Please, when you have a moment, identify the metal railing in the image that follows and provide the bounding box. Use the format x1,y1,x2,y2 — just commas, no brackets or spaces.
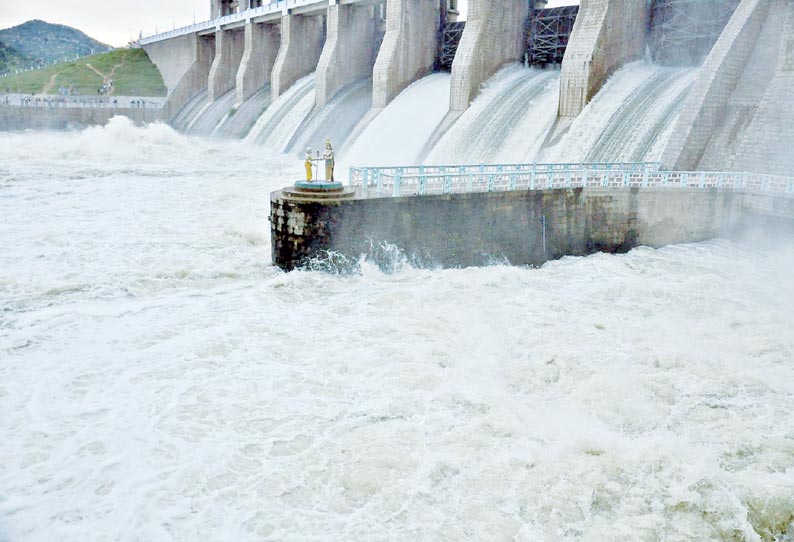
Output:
347,162,794,198
139,0,334,45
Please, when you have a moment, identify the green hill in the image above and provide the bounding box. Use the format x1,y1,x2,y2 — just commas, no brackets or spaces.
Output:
0,42,30,74
0,48,166,97
0,20,112,65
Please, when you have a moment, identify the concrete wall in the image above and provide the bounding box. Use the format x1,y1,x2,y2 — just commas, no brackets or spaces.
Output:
449,0,529,111
270,187,771,271
271,13,326,100
236,21,280,105
660,0,770,171
316,3,377,107
143,33,215,119
0,107,163,131
208,27,246,101
697,0,785,171
731,1,794,176
371,0,440,109
558,0,648,119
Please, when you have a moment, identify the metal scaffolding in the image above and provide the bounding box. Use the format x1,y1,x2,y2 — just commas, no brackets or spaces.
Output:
438,21,466,71
526,6,579,67
649,0,740,65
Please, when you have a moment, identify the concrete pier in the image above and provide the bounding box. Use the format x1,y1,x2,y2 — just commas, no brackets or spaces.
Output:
271,13,326,100
732,0,794,176
661,0,770,170
316,2,378,107
558,0,648,118
449,0,529,111
143,33,215,118
663,0,794,177
208,27,245,102
270,184,794,271
372,0,440,109
235,21,280,105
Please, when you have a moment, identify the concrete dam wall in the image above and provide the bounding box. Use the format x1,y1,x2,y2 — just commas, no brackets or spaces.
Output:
270,183,794,271
5,0,789,178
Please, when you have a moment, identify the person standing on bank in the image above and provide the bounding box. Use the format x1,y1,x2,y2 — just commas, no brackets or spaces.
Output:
323,139,335,182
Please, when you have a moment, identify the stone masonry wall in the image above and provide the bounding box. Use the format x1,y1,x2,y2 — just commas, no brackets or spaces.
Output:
0,107,163,131
236,21,280,105
449,0,529,111
660,0,769,171
271,13,326,100
558,0,648,119
371,0,440,109
208,27,246,102
316,3,377,107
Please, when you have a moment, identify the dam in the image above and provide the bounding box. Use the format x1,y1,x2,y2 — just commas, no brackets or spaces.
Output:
5,2,794,540
138,0,791,169
133,0,794,269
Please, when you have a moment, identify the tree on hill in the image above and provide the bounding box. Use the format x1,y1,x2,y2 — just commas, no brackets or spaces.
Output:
0,41,30,74
0,20,112,66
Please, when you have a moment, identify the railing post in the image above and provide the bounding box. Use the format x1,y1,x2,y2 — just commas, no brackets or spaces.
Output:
394,173,402,197
419,174,426,196
468,173,474,193
488,174,494,192
377,170,383,195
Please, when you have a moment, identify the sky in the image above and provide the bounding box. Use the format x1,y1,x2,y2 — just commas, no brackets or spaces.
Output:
0,0,579,48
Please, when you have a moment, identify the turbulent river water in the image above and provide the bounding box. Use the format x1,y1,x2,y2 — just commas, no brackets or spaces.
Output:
1,118,794,542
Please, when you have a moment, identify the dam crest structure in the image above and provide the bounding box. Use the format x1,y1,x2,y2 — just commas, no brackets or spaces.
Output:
137,0,794,269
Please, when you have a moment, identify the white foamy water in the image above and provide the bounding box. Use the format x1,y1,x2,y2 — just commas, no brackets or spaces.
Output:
426,65,559,165
246,75,316,151
2,118,794,542
340,73,451,171
545,62,697,163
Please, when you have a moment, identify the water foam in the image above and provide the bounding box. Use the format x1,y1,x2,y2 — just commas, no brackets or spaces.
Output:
1,123,793,542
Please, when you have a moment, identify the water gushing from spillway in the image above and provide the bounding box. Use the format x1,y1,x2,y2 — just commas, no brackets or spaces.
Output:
2,119,794,542
184,91,237,137
544,62,698,163
170,90,209,133
425,65,559,165
286,78,372,157
339,73,451,171
245,75,316,151
214,86,273,139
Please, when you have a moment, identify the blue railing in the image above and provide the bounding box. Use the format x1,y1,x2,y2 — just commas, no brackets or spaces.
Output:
347,162,794,198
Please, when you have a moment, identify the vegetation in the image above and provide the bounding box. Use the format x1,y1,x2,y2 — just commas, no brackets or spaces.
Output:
0,42,29,74
0,48,166,97
0,19,111,66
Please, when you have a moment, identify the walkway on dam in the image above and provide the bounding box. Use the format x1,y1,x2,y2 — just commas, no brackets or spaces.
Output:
347,162,794,198
140,0,348,45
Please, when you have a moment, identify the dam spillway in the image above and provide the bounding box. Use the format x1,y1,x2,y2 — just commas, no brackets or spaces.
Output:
133,0,794,182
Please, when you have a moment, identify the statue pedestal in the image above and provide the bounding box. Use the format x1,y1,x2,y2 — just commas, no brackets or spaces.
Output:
283,180,355,201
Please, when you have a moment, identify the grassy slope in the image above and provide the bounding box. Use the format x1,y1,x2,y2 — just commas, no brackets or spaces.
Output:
0,48,166,97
